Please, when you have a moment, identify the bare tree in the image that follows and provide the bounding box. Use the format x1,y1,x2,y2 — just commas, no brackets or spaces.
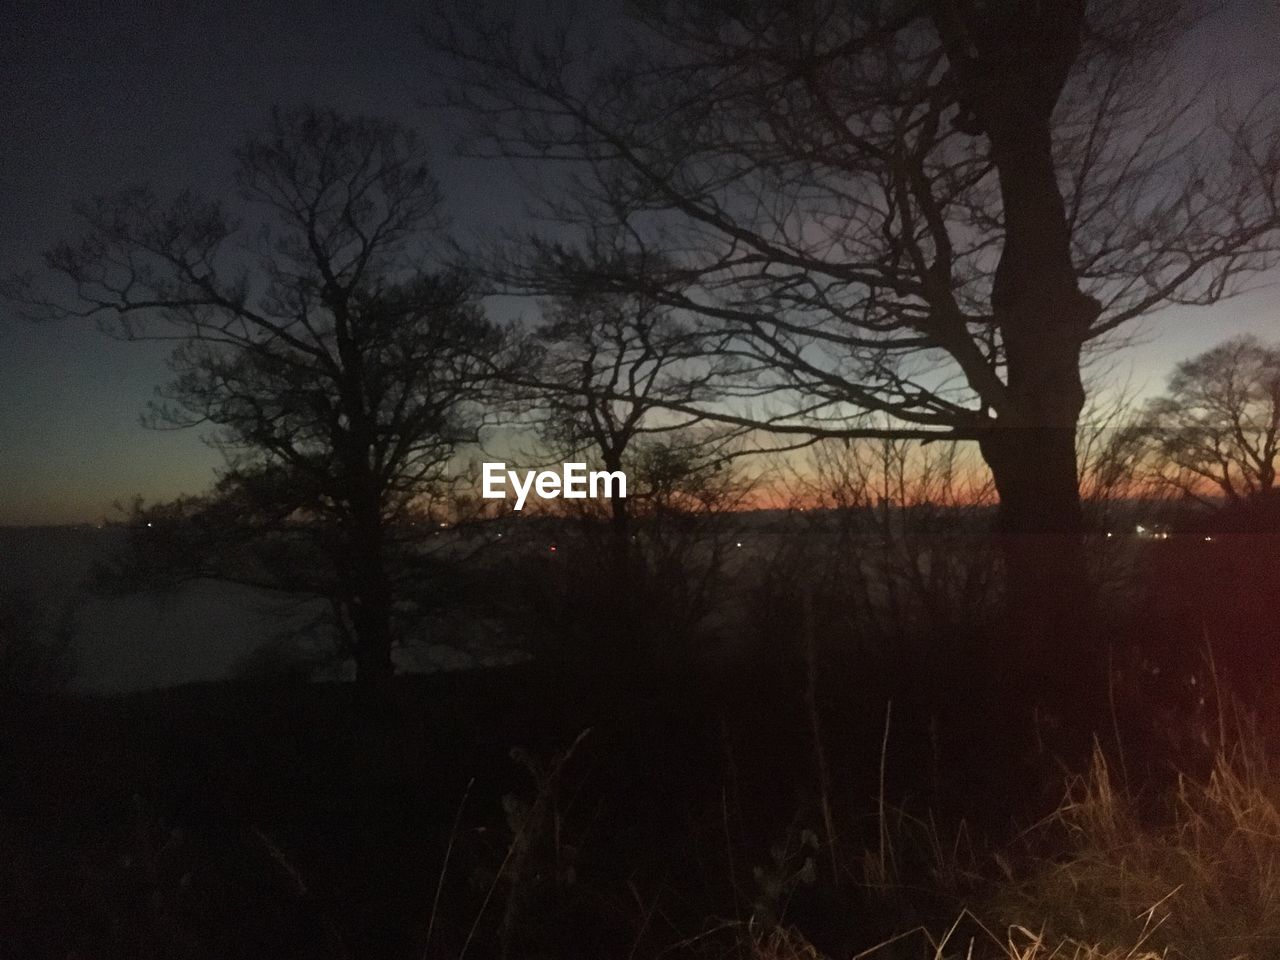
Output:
525,288,733,568
512,288,748,666
429,0,1280,723
20,107,502,692
1140,335,1280,507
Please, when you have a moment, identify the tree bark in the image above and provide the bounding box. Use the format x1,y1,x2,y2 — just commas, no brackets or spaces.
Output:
979,425,1100,708
933,1,1108,740
979,129,1106,740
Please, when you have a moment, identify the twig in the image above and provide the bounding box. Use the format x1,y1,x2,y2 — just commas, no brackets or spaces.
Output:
878,699,894,885
802,585,840,881
423,777,474,960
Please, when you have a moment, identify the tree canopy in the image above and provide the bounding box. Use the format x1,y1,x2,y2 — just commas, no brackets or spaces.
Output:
1142,335,1280,506
27,107,504,685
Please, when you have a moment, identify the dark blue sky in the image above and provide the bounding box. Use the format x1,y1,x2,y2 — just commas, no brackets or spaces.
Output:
0,0,526,524
1,0,1277,524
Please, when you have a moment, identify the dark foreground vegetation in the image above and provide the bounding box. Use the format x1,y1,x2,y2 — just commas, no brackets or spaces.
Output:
4,502,1278,960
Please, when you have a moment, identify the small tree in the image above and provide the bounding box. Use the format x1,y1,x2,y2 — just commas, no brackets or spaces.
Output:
1141,335,1280,507
512,289,746,667
23,107,502,691
525,289,730,573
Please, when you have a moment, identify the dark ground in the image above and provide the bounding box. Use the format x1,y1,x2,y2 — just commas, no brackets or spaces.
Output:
3,654,1059,960
2,528,1275,959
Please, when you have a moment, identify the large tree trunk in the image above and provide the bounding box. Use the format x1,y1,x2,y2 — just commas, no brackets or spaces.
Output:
981,127,1106,740
992,148,1106,724
934,0,1108,742
979,423,1101,719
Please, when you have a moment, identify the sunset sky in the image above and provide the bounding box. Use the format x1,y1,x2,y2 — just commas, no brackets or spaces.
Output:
2,0,1278,526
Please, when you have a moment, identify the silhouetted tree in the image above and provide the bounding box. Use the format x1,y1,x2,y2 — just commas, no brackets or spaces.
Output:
25,107,502,692
430,0,1280,726
620,432,751,661
526,289,729,570
511,288,745,666
1141,335,1280,508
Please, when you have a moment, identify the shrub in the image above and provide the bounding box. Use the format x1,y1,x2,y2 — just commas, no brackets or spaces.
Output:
0,588,74,711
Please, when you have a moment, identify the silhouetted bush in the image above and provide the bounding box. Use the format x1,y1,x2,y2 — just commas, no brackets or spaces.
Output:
0,588,74,711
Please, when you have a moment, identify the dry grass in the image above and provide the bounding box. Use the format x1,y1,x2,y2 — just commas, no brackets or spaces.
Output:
735,719,1280,960
992,727,1280,960
737,910,1169,960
